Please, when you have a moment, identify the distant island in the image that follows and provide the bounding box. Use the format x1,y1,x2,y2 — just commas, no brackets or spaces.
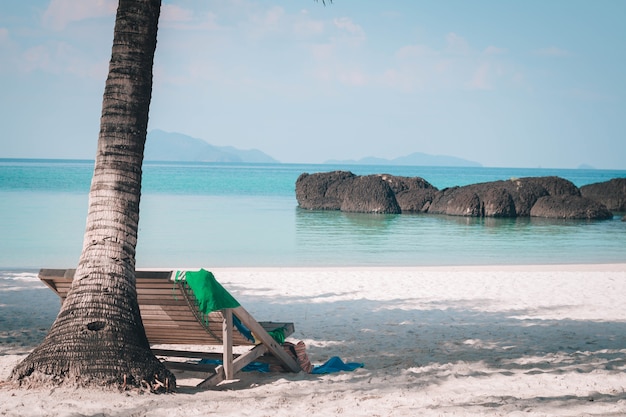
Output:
144,130,483,167
144,130,279,163
325,152,482,167
577,164,596,170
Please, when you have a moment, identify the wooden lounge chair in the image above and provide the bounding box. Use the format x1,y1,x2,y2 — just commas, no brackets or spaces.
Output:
38,268,300,388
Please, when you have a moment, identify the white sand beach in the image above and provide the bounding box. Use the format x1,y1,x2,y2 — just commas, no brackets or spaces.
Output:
1,264,626,416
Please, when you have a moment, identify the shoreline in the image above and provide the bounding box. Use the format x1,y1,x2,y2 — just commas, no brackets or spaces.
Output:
209,262,626,272
2,264,626,416
3,262,625,273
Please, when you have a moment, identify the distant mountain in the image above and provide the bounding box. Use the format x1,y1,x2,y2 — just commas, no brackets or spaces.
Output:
577,164,596,170
325,152,481,167
144,130,279,163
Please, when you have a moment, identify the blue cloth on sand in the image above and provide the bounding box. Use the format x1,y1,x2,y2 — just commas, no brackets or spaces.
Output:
199,356,363,374
311,356,364,374
199,358,271,373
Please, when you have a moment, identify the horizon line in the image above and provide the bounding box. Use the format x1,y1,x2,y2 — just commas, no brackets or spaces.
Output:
1,157,625,171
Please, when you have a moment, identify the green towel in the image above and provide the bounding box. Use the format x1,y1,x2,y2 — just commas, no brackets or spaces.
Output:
175,269,240,314
268,327,285,345
175,269,285,345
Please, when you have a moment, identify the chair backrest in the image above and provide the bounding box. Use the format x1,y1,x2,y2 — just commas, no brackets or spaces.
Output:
38,268,254,346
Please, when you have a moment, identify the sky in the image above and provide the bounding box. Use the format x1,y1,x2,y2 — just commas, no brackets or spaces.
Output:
0,0,625,169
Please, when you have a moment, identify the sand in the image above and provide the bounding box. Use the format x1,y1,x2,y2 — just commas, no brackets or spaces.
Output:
1,264,626,416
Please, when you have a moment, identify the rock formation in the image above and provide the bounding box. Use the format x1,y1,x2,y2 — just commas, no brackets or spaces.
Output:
296,172,404,214
529,195,612,220
295,171,618,220
580,178,626,211
295,171,356,211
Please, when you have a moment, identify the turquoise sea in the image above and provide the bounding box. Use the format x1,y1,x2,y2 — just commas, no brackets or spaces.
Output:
1,159,625,270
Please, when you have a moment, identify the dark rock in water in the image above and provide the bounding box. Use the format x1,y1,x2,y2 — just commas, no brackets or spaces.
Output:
426,176,582,218
428,177,580,217
580,178,626,211
428,180,520,217
530,195,613,219
487,176,578,216
378,174,437,213
295,171,614,220
377,174,436,194
340,175,401,214
501,178,550,216
523,176,580,197
296,171,426,214
482,186,517,217
428,186,483,217
295,171,356,210
396,188,438,212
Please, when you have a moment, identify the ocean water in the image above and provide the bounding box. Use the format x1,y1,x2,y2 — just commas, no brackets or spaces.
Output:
1,159,625,270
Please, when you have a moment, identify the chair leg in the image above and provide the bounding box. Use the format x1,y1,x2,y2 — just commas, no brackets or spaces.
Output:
233,306,300,373
196,344,269,388
223,308,234,380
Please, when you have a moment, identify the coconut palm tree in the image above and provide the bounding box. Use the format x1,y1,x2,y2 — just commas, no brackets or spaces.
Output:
11,0,174,390
11,0,332,391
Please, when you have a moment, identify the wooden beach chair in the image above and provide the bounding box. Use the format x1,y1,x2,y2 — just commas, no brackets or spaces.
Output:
38,268,300,388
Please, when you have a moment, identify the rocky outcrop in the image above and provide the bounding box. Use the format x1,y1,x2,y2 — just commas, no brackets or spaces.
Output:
295,171,616,220
295,172,402,213
378,174,437,213
510,176,580,215
340,175,401,213
425,176,580,218
428,183,517,217
395,188,438,213
428,186,482,217
378,174,436,194
580,178,626,211
295,171,356,211
530,195,613,220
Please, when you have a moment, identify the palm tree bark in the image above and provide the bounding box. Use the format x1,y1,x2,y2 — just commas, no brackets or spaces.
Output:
11,0,175,390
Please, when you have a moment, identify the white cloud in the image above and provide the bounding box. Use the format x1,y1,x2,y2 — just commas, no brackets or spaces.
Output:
468,63,492,90
43,0,117,31
20,40,107,79
396,44,437,60
534,46,570,57
384,34,515,93
263,6,284,27
311,43,334,61
304,16,369,87
312,66,332,83
445,32,470,55
21,44,52,72
0,27,16,72
293,18,325,37
483,45,507,56
159,5,219,31
243,6,287,40
434,59,453,74
295,8,325,37
333,17,365,42
0,27,8,43
161,4,194,23
200,12,220,30
338,69,367,86
248,6,285,31
382,68,423,92
308,43,369,87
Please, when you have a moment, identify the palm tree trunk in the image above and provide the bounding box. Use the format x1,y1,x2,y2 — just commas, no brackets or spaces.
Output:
11,0,174,390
